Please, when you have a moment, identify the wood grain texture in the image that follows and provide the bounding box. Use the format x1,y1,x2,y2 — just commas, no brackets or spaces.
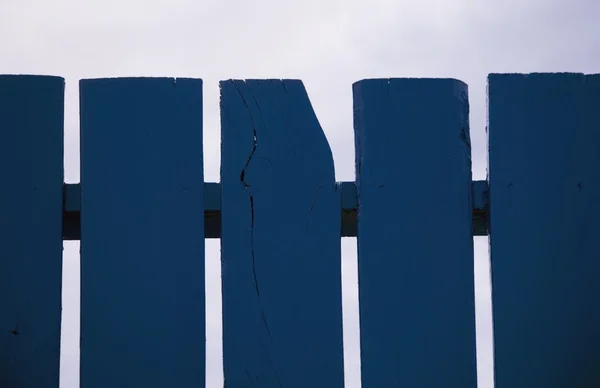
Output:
220,79,344,388
0,75,64,388
353,78,477,388
488,73,600,388
79,78,205,388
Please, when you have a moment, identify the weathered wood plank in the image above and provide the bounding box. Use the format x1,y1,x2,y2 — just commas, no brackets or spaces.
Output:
0,75,64,388
79,78,205,388
220,79,344,388
353,78,477,388
488,73,600,388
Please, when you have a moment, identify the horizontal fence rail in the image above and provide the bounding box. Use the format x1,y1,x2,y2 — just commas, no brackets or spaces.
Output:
63,180,489,239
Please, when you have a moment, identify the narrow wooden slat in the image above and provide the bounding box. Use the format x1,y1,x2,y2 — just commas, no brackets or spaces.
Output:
488,73,600,388
0,75,64,387
353,78,477,388
79,78,205,388
220,79,344,388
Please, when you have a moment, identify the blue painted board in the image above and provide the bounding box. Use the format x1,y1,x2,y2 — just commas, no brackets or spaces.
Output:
0,75,64,388
353,78,477,388
79,78,205,388
220,79,344,388
488,73,600,387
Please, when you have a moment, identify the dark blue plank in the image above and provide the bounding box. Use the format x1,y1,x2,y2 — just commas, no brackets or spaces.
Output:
220,79,344,388
79,78,205,388
353,78,477,388
0,75,64,388
488,73,600,388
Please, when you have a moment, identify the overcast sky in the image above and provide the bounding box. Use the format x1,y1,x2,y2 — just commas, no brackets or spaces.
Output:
2,0,598,387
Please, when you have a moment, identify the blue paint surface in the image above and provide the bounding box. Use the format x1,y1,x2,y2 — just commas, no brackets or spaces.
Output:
79,78,205,388
0,75,64,387
488,73,600,387
220,79,344,388
6,72,597,387
353,78,477,388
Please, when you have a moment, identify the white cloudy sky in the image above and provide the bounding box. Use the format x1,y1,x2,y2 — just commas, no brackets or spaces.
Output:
2,0,598,387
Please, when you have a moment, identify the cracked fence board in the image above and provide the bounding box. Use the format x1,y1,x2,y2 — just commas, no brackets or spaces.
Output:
0,76,64,388
220,80,344,388
80,78,205,388
488,73,600,388
353,79,477,388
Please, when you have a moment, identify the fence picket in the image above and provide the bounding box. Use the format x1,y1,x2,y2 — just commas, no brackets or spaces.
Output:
79,78,205,388
488,73,600,388
353,78,477,388
220,79,344,388
0,75,64,388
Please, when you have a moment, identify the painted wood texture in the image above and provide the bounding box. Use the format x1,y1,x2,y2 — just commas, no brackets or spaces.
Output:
353,79,477,388
79,78,205,388
488,73,600,387
220,79,344,388
0,75,64,388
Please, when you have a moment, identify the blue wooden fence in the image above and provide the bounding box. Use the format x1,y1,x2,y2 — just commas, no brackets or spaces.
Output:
0,73,598,387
